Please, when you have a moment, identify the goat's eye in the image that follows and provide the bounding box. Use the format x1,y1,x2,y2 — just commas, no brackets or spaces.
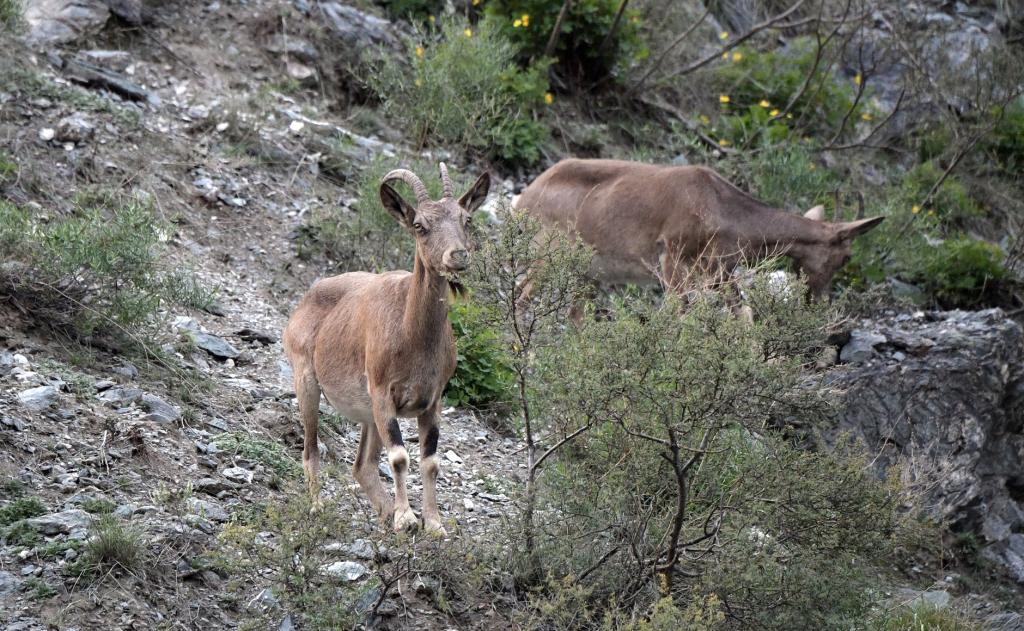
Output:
413,222,427,234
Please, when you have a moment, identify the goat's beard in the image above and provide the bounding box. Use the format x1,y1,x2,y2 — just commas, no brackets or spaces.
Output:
440,270,466,297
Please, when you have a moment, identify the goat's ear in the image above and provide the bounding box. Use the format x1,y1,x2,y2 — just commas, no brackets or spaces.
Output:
803,205,825,221
380,183,416,228
834,216,884,240
459,172,491,213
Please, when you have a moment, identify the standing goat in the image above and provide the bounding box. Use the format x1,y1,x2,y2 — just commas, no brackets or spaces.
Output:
516,159,883,299
283,164,490,533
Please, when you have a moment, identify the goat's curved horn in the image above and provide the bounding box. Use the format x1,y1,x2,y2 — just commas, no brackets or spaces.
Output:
382,169,430,204
439,162,454,199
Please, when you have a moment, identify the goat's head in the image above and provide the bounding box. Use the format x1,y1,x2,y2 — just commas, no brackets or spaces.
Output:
379,163,490,275
797,204,884,298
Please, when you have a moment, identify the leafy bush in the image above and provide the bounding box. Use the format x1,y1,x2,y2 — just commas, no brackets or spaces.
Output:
987,96,1024,174
870,603,982,631
210,433,301,478
0,194,212,336
0,0,22,31
483,0,645,83
82,515,145,573
445,298,515,409
376,0,441,22
916,236,1005,306
0,496,46,526
366,16,551,165
709,37,868,146
511,282,904,628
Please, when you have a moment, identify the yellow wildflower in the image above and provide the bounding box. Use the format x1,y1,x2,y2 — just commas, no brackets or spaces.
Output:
809,163,816,170
785,113,793,119
428,14,435,23
732,51,743,62
927,209,935,216
718,138,730,146
861,112,873,121
719,31,729,39
415,46,424,58
544,92,554,105
854,73,862,85
630,14,639,23
699,114,711,124
722,52,728,60
464,28,473,37
719,94,730,104
415,79,423,87
521,14,529,26
513,18,522,27
769,109,780,117
472,0,480,4
758,99,770,108
911,205,920,214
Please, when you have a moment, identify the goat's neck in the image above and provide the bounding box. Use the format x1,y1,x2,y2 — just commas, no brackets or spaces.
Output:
402,252,450,344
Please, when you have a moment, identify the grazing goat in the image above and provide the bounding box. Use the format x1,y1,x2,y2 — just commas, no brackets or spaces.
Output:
515,159,883,299
283,164,490,533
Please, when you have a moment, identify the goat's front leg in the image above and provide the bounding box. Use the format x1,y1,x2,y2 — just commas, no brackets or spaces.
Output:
417,408,445,536
372,396,418,533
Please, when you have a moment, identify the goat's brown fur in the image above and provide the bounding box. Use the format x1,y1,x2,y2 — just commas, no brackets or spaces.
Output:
516,158,883,298
283,164,490,533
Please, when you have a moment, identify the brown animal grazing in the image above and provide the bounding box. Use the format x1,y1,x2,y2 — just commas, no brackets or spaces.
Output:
515,158,883,299
283,163,490,533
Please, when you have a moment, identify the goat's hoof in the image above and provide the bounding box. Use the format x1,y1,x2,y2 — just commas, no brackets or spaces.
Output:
309,498,324,515
393,508,419,533
423,518,447,538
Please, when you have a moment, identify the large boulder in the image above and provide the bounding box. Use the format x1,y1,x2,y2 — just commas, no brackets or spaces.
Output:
825,309,1024,579
23,0,111,46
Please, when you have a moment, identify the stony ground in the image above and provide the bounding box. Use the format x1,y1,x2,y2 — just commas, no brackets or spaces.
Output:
0,1,525,629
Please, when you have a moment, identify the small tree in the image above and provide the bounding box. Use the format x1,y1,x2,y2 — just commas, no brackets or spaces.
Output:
463,203,592,570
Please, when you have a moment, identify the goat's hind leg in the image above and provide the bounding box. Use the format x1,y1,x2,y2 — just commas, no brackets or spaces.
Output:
351,420,394,522
294,364,324,513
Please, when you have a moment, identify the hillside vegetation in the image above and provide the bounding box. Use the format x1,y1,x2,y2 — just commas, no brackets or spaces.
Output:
0,0,1022,629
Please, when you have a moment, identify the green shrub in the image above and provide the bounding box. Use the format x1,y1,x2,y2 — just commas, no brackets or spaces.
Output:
870,603,982,631
515,284,904,629
0,149,16,184
210,433,301,478
709,37,868,146
81,498,117,514
0,496,46,526
81,515,145,573
483,0,645,83
367,16,551,165
987,96,1024,174
898,162,982,226
376,0,442,22
0,0,22,31
917,236,1005,306
0,194,212,336
445,299,515,409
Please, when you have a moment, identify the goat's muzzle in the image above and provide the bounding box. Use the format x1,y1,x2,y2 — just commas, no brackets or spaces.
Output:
444,248,470,272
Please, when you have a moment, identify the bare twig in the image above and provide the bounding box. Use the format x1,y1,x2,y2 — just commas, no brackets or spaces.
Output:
544,0,574,58
598,0,630,55
627,6,710,96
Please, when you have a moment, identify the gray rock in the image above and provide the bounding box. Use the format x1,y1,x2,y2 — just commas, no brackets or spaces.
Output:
25,509,91,535
98,387,143,405
55,113,96,143
264,34,319,62
315,3,396,47
322,560,368,581
76,50,132,72
279,614,295,631
18,385,58,411
174,317,241,359
222,466,253,484
102,0,143,24
670,153,689,166
1,416,27,431
141,393,181,423
24,0,111,45
248,586,279,612
839,330,886,363
347,538,376,560
378,461,393,481
825,310,1024,582
195,478,234,496
187,498,230,523
0,570,19,596
888,278,924,302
